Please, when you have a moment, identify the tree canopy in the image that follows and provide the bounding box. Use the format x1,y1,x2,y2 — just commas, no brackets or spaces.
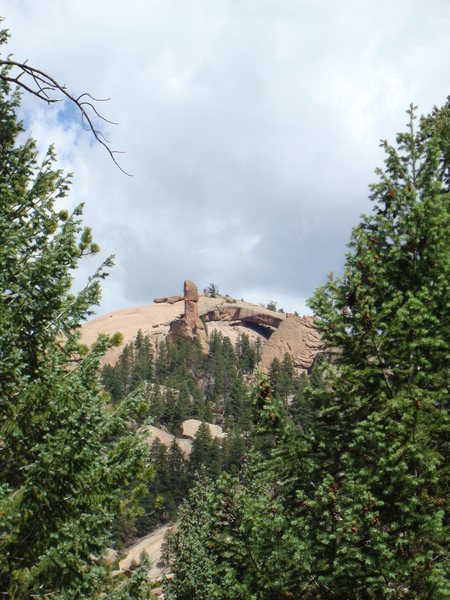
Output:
166,101,450,598
0,56,149,598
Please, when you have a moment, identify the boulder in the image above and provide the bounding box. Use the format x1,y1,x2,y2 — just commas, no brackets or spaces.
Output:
153,295,183,304
104,548,120,566
181,419,226,440
184,279,199,302
259,315,322,374
141,424,192,456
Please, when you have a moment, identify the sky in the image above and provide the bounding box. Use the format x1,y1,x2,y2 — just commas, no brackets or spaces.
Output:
4,1,450,316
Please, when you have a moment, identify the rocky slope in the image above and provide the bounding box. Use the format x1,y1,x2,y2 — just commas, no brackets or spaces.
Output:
112,523,173,581
80,281,322,374
140,420,226,457
258,314,322,374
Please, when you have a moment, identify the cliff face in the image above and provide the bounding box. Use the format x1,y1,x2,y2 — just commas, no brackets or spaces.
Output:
80,281,322,372
258,315,322,375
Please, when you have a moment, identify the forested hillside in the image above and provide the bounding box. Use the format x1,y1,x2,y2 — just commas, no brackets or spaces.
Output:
99,328,318,539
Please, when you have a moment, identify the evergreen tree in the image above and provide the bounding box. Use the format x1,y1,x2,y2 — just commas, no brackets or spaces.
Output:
162,387,177,430
130,329,154,390
278,352,295,404
189,422,222,479
101,331,154,405
172,383,191,433
268,356,282,397
101,363,123,403
222,430,246,475
303,102,449,596
148,383,164,424
191,386,206,420
168,439,189,504
254,336,263,363
149,439,170,494
166,374,293,599
101,342,134,402
155,339,169,383
203,402,215,424
224,372,246,428
235,332,256,373
203,282,220,297
166,101,450,598
164,474,220,600
308,352,328,389
290,371,310,429
0,69,149,597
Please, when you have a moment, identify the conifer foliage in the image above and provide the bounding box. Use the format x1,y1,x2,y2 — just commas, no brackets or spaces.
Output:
0,57,149,597
166,102,449,598
304,102,449,597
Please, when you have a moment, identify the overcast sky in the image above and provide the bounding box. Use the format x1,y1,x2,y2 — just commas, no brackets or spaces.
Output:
5,1,450,315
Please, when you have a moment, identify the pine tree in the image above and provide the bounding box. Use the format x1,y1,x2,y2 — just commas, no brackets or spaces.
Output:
254,336,263,363
235,333,256,373
0,67,149,597
303,102,449,596
278,352,295,405
191,386,206,420
290,371,310,429
101,362,123,403
166,374,294,599
268,356,282,397
164,474,220,600
148,383,164,424
222,430,246,475
224,372,246,426
155,339,169,383
204,282,220,297
204,402,215,424
102,330,154,404
130,329,154,390
168,439,189,504
189,422,222,479
172,383,191,433
166,101,450,598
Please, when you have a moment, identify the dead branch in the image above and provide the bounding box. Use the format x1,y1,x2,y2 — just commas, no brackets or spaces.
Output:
0,58,131,175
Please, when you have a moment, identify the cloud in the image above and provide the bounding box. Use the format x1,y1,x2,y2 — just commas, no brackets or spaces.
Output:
4,1,450,315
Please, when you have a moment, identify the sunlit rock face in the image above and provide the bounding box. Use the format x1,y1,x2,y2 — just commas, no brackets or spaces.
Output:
258,315,322,375
80,280,322,371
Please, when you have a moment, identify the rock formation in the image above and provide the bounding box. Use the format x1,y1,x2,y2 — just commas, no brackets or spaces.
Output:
184,280,204,334
141,424,192,456
202,303,284,333
169,280,207,346
153,294,183,304
104,548,120,566
258,315,322,374
80,282,321,371
181,419,226,440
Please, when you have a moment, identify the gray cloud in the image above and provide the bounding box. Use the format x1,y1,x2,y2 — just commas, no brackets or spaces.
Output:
5,0,450,314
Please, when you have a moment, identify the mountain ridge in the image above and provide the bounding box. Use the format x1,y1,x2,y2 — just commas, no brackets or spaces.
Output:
80,281,322,375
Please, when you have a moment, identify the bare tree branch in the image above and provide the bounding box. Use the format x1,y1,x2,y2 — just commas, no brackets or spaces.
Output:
0,58,131,175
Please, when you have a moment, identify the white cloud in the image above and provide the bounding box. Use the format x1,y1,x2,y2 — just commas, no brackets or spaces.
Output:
4,0,450,314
